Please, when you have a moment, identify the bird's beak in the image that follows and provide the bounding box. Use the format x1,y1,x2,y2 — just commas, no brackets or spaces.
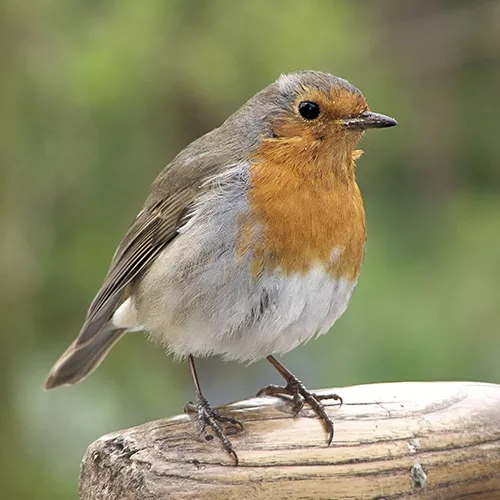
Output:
341,111,398,130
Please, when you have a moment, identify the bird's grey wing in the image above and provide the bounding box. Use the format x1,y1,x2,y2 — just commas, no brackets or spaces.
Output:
74,187,194,347
63,120,254,349
43,184,199,389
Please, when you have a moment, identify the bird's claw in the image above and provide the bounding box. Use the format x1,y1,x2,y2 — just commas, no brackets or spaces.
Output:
184,394,243,464
257,377,342,444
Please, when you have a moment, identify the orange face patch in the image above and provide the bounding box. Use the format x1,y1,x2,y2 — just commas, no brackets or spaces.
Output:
261,87,368,179
296,86,368,120
271,87,368,144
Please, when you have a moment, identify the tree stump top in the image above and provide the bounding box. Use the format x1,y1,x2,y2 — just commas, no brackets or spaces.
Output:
79,381,500,499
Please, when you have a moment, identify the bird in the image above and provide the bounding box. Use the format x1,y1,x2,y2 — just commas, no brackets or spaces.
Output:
45,70,397,464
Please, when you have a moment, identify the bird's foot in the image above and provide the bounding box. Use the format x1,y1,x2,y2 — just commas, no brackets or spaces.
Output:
184,394,243,464
257,378,342,444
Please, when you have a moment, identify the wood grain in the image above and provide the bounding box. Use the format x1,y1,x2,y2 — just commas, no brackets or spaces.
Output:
79,381,500,499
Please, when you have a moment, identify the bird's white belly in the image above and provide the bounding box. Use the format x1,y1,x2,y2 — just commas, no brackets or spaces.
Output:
203,267,357,362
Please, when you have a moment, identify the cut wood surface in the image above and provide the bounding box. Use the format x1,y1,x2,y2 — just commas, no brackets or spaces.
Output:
79,381,500,499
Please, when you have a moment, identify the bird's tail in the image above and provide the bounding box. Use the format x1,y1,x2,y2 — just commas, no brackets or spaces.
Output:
45,325,125,390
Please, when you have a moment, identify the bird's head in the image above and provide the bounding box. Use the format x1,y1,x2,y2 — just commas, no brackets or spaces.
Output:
249,71,397,179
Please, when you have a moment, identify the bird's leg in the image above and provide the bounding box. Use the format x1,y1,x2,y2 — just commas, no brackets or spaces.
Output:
184,355,243,464
257,355,342,444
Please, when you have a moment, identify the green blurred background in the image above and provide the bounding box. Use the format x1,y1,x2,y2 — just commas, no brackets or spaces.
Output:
1,0,500,498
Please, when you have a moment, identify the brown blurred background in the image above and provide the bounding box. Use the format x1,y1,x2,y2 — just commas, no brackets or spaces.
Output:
1,1,499,498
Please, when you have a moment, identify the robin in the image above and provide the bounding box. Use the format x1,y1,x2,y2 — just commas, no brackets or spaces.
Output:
45,70,397,464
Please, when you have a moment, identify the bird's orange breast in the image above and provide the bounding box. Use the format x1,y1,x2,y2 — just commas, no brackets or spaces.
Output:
240,137,366,280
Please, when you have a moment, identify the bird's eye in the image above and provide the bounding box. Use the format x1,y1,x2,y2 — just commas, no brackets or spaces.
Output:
298,101,320,120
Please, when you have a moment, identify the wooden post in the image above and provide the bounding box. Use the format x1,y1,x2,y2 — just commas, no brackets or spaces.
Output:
79,381,500,499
